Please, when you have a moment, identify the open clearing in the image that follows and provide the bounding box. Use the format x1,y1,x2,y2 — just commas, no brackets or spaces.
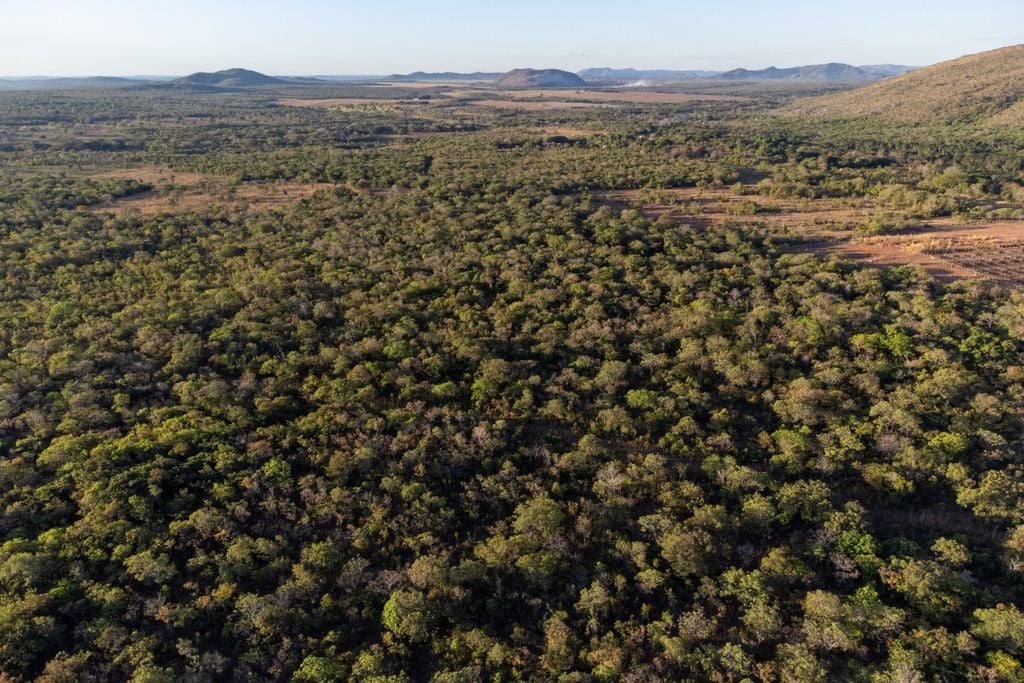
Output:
446,88,748,104
276,88,748,111
599,187,1024,285
276,97,432,107
278,96,617,111
458,99,617,110
818,222,1024,284
89,166,334,214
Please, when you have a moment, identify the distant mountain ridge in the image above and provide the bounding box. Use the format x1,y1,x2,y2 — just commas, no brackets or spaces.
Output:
578,68,720,81
584,63,917,84
0,61,920,92
719,63,875,82
789,44,1024,125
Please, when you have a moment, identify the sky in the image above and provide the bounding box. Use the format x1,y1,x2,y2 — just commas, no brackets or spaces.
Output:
2,0,1023,76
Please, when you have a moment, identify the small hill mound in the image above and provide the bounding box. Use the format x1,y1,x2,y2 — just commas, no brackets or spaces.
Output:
173,68,286,88
719,63,873,82
789,44,1024,125
496,69,588,89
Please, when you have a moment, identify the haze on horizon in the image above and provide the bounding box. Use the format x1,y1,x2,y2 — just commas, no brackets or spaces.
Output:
2,0,1023,77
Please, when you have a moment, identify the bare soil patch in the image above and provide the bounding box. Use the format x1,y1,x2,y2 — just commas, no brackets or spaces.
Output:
276,98,433,108
88,166,335,214
460,100,617,110
366,81,491,89
598,187,1024,284
597,188,867,230
818,222,1024,284
446,89,747,104
92,166,209,185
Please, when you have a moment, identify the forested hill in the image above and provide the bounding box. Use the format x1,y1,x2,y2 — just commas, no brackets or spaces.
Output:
173,68,287,87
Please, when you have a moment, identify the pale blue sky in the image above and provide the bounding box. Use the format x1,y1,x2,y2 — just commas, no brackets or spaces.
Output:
2,0,1022,76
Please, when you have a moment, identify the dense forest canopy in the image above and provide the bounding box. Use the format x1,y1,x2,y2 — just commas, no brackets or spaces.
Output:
1,84,1024,682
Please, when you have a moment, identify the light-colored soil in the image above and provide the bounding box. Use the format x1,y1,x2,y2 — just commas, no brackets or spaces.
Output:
537,126,596,137
821,222,1024,283
443,88,746,104
598,187,1024,284
597,188,869,230
366,81,490,89
459,100,618,110
93,166,210,185
491,89,747,104
276,98,432,107
278,89,746,111
88,166,335,214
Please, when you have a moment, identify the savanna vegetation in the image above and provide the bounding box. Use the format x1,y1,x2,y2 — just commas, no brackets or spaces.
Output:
1,81,1024,682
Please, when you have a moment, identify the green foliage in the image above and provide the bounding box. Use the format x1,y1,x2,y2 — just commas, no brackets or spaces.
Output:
381,589,433,642
973,605,1024,654
0,85,1022,681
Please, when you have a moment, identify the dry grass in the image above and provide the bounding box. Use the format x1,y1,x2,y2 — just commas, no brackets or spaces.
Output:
838,222,1024,283
88,166,334,214
92,166,209,185
276,98,431,108
366,81,492,89
277,88,744,111
789,43,1024,125
459,99,617,110
447,88,747,104
597,188,868,231
598,187,1024,284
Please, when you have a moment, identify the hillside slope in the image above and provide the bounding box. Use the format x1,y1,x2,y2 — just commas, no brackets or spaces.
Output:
789,44,1024,125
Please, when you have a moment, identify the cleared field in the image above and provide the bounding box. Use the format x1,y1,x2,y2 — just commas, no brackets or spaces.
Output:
598,187,1024,285
446,88,748,104
827,222,1024,283
921,238,1024,284
93,166,209,185
365,81,494,88
89,167,334,214
597,188,869,231
276,97,432,107
276,88,745,110
459,99,617,110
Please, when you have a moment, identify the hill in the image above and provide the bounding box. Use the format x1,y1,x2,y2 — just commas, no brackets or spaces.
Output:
789,44,1024,125
495,68,588,88
718,62,875,82
172,68,287,88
